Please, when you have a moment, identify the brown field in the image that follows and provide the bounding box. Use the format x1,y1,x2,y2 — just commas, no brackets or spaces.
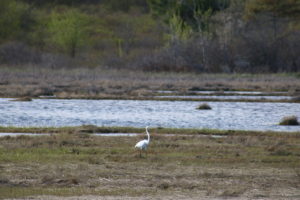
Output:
0,128,299,200
0,66,300,100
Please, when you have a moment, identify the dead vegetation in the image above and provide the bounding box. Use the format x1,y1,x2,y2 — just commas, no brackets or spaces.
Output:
197,103,212,110
0,131,299,199
0,66,299,100
279,116,299,126
10,97,32,101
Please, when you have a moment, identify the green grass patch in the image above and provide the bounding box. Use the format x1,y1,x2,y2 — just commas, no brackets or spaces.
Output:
0,186,152,199
0,126,299,137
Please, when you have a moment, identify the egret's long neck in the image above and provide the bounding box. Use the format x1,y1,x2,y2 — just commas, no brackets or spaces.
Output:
146,127,150,142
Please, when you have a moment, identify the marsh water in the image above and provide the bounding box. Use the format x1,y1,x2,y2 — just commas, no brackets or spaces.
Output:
0,133,50,137
156,95,292,100
158,90,289,95
0,98,299,132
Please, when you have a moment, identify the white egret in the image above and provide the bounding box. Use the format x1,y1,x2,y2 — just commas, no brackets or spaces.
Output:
135,126,150,157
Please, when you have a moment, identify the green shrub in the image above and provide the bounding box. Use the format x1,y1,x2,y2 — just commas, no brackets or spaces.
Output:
48,8,90,58
0,0,32,41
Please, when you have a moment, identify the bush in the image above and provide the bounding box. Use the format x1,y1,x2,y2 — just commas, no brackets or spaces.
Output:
48,8,89,58
0,0,32,41
197,103,212,110
0,42,41,65
0,42,75,68
135,41,204,72
292,96,300,102
279,116,299,126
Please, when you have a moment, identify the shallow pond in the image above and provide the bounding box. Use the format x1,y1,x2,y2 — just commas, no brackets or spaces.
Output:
0,133,50,137
193,91,288,95
156,95,292,100
0,98,299,132
158,90,289,95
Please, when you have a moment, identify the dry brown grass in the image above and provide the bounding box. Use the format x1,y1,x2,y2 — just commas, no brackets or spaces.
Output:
10,97,32,101
0,66,299,99
0,131,299,199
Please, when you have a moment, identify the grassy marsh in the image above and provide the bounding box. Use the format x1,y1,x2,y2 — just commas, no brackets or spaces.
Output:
0,66,300,102
1,125,299,137
0,128,299,199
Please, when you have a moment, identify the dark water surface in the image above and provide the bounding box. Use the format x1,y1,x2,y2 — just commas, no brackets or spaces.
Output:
0,98,299,132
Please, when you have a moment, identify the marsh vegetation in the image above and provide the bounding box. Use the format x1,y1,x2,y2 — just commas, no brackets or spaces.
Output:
0,130,299,199
279,116,300,126
197,103,212,110
0,66,300,101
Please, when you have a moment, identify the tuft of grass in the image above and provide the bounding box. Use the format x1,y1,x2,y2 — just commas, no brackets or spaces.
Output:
197,103,212,110
157,182,170,190
219,186,247,197
279,116,299,125
270,149,292,156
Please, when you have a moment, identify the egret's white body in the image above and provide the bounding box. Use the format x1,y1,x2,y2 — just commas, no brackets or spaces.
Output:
135,126,150,156
135,139,149,150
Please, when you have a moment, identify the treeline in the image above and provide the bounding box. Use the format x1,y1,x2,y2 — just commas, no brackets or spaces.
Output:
0,0,299,73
